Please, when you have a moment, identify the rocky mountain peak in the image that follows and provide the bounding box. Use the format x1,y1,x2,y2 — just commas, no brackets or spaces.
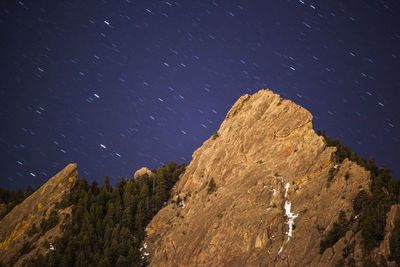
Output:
144,89,373,266
172,89,337,201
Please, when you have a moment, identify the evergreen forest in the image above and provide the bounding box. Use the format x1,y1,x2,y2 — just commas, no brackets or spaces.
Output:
28,161,185,267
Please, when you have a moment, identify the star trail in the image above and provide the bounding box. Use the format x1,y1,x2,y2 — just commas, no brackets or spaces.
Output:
1,0,399,189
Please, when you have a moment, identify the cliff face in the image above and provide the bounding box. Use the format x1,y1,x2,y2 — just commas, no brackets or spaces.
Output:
0,164,77,266
144,90,374,266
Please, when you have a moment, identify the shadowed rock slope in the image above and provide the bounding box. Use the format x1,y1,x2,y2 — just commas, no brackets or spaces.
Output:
0,164,77,266
144,90,397,266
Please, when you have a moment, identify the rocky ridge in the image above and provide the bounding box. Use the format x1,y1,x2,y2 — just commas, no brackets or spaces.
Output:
144,89,396,266
0,163,78,266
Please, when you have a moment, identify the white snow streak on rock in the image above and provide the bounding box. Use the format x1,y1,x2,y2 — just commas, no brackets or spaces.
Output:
278,244,284,254
284,201,298,239
283,183,298,240
284,183,290,197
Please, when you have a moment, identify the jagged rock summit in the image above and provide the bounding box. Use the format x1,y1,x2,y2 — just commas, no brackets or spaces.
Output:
144,89,373,266
0,163,78,266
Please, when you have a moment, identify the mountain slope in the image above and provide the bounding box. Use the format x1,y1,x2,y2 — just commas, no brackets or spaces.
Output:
1,161,186,267
144,89,398,266
0,164,77,266
1,89,398,266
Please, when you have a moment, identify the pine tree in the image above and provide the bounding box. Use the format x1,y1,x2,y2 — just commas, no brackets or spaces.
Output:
208,178,217,194
116,255,127,267
102,176,112,192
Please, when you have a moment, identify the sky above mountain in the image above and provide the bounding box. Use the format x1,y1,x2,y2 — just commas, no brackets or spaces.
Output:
1,0,399,189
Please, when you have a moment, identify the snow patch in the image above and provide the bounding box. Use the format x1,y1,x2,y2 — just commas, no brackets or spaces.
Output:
283,183,298,240
284,201,298,239
181,200,186,208
278,244,284,254
284,183,289,197
273,179,299,257
140,242,149,259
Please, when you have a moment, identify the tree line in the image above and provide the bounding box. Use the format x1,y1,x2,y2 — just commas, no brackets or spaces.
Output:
317,130,400,265
28,161,185,267
0,186,34,220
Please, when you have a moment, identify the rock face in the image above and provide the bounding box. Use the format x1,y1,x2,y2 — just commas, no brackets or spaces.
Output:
0,164,78,266
134,167,153,179
379,205,400,266
144,90,372,266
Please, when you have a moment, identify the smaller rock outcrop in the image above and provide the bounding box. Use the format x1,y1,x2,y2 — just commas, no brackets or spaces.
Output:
380,205,400,266
134,167,153,179
0,164,78,266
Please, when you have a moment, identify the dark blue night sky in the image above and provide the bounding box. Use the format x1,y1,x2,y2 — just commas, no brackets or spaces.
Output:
1,0,399,189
